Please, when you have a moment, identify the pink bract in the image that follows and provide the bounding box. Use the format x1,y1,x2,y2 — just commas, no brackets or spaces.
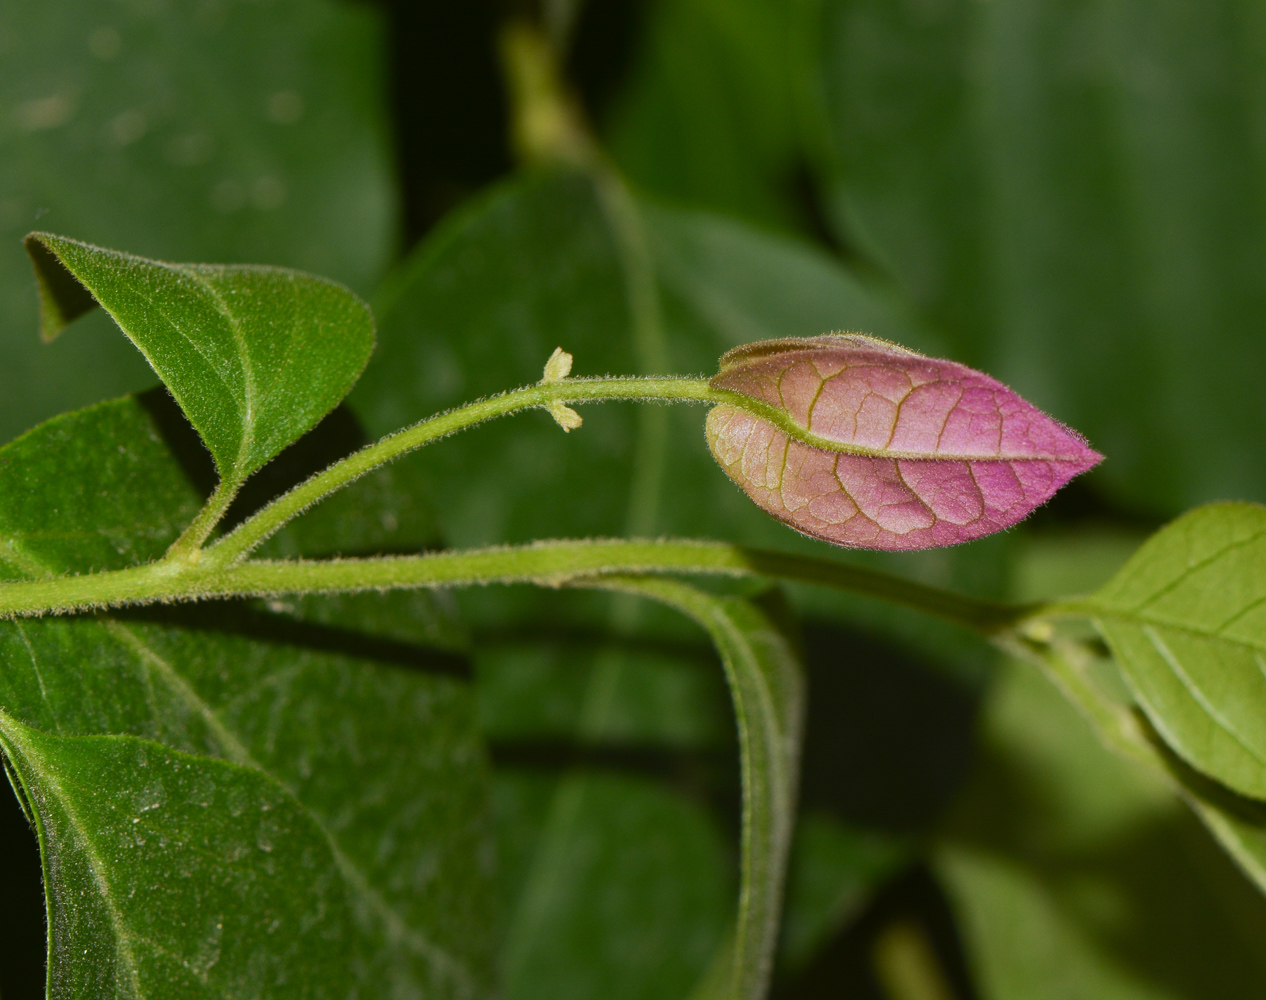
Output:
706,334,1102,551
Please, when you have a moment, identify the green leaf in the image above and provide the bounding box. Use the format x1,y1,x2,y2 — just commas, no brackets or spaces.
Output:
2,716,409,999
27,234,375,486
1157,747,1266,898
494,770,733,1000
0,0,395,442
1009,523,1266,893
1088,503,1266,801
0,395,495,997
605,0,821,233
816,0,1266,515
939,657,1266,999
0,392,200,579
588,577,805,1000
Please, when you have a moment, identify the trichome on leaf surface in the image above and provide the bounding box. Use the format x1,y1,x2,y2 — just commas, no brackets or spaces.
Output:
4,5,1266,1000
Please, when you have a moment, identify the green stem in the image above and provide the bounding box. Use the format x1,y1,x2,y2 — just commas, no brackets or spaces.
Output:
201,368,1025,570
0,537,1028,632
164,478,240,563
205,376,719,566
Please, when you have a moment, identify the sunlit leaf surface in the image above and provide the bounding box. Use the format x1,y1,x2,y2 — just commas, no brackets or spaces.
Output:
1091,503,1266,801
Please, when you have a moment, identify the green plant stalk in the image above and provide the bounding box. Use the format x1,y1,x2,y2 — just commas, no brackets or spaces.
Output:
164,477,242,562
585,575,802,1000
998,632,1155,769
205,376,716,565
0,537,1028,630
0,370,1048,637
1001,628,1266,887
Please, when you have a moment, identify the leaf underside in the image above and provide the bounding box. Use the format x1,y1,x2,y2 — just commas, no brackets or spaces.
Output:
1091,502,1266,802
707,339,1100,550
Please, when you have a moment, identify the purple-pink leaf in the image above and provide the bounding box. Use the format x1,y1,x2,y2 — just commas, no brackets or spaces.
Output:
706,334,1102,551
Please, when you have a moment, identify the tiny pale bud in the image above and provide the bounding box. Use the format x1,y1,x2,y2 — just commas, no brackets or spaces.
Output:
547,401,583,432
542,346,573,382
542,347,580,430
706,334,1102,551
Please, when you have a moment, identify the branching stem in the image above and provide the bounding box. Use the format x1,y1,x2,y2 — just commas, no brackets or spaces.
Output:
205,376,720,566
164,478,241,563
0,373,1074,641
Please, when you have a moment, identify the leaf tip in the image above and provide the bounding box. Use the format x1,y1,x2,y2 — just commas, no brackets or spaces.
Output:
24,232,98,342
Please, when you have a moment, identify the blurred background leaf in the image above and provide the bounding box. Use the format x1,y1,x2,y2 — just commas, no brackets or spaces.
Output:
0,0,396,442
813,0,1266,518
930,526,1266,999
604,0,815,233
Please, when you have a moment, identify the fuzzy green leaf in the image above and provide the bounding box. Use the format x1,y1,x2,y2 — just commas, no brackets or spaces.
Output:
1,716,409,999
26,234,375,485
0,0,395,443
0,395,494,998
1088,503,1266,801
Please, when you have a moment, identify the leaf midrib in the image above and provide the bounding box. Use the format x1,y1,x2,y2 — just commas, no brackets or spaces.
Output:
1139,624,1266,773
1104,524,1266,616
1093,603,1266,651
173,265,258,477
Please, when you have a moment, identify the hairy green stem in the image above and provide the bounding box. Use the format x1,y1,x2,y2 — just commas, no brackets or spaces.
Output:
164,478,241,562
998,632,1155,768
0,537,1028,632
205,376,718,566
